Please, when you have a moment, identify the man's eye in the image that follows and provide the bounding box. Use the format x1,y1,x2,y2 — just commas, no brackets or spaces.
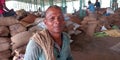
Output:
48,17,54,21
50,17,54,20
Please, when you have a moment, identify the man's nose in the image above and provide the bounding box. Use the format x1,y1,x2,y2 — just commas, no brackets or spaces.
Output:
54,18,60,24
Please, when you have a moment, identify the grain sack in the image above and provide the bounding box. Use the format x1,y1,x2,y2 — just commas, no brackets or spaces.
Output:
86,21,99,37
13,54,24,60
81,16,97,32
21,14,38,23
0,17,19,26
16,9,27,20
28,26,43,33
69,16,81,25
11,31,33,50
19,20,30,27
12,45,26,60
13,45,26,54
34,18,44,25
0,37,11,44
0,50,11,59
0,42,10,52
98,8,106,15
9,23,26,36
99,16,111,29
0,58,9,60
0,26,9,37
83,16,96,21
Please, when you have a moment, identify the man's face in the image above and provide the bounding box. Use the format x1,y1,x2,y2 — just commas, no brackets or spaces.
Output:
44,8,65,34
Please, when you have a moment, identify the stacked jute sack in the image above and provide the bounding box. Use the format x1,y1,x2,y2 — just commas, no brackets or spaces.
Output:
11,12,38,60
81,13,114,37
81,14,99,37
64,14,82,35
12,10,45,60
97,8,120,28
0,10,45,60
81,7,120,37
0,17,19,60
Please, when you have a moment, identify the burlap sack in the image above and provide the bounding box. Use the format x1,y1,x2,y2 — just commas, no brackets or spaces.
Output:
0,26,9,37
0,37,11,44
86,21,99,37
12,45,26,55
21,14,38,23
99,16,111,29
83,16,96,21
19,20,30,27
0,17,19,26
81,16,97,32
11,31,33,50
0,42,10,52
9,23,26,36
69,16,81,25
0,58,9,60
28,26,43,33
16,9,27,20
98,8,106,14
34,18,44,24
12,45,26,60
0,50,11,59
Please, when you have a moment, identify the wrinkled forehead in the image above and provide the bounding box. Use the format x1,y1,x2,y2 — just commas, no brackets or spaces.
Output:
45,8,63,17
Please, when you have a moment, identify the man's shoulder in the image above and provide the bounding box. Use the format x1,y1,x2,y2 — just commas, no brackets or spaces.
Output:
62,32,69,37
62,32,70,41
34,29,47,35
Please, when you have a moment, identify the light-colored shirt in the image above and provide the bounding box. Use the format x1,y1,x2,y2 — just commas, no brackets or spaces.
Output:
0,0,5,14
88,3,95,13
24,32,73,60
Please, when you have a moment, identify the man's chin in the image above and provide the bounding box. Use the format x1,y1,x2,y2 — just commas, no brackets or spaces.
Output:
53,30,62,33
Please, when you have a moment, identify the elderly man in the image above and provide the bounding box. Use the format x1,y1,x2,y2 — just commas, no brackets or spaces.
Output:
24,5,73,60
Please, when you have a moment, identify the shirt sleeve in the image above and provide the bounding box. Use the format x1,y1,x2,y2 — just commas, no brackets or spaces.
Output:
24,39,42,60
88,4,91,9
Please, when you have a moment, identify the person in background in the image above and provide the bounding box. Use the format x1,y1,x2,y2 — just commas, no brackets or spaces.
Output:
94,0,101,10
86,1,95,16
24,5,73,60
0,0,10,17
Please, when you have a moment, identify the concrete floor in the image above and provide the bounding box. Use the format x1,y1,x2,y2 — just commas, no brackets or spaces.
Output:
71,34,120,60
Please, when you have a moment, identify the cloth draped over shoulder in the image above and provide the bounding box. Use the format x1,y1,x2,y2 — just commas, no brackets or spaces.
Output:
31,30,56,60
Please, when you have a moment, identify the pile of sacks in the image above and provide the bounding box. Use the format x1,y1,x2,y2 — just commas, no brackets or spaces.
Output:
15,9,27,20
97,7,120,28
2,9,115,59
81,7,120,37
81,14,99,37
0,12,44,60
0,17,19,60
64,14,82,35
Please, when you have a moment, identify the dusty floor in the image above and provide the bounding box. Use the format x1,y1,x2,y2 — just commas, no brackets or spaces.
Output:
71,33,120,60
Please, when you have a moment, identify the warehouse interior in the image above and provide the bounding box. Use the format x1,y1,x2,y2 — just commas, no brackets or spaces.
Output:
0,0,120,60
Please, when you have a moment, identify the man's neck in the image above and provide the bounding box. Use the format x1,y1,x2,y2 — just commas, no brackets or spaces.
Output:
49,31,61,40
48,31,62,47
